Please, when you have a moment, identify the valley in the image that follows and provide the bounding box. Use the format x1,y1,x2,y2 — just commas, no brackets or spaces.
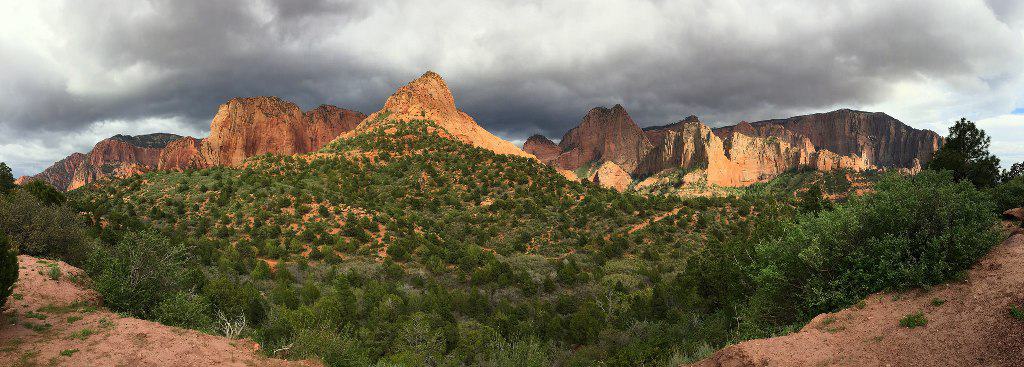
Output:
1,71,1021,366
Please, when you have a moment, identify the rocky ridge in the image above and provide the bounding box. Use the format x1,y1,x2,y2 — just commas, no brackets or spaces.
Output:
527,107,940,190
355,71,531,158
21,99,367,190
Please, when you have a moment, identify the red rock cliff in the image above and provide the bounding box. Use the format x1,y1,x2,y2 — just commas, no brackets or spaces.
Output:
555,105,654,174
717,109,942,168
26,98,366,190
357,71,531,158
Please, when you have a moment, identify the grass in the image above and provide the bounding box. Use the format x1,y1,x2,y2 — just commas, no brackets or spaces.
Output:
23,311,46,320
67,328,96,340
930,298,946,307
38,302,97,315
819,316,844,333
899,311,928,328
21,321,52,333
37,262,61,281
1010,305,1024,321
12,293,23,300
99,318,115,329
16,350,39,367
59,349,79,357
66,315,83,324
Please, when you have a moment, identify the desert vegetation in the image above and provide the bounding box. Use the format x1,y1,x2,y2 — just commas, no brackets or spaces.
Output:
0,117,1017,366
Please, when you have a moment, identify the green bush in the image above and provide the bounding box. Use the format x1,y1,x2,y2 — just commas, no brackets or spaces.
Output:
0,233,17,309
291,328,370,367
0,190,91,263
154,291,214,331
990,176,1024,213
745,171,999,328
898,311,928,328
87,230,193,317
21,180,66,206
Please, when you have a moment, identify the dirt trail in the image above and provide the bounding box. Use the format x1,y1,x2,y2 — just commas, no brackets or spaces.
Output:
691,226,1024,367
0,256,316,367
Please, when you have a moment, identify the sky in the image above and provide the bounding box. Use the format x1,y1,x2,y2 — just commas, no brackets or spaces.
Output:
1,0,1023,177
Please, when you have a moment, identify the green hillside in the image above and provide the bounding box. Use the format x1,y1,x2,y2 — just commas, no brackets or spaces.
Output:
57,116,999,366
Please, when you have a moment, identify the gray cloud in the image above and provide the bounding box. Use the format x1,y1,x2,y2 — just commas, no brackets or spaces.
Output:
2,0,1023,176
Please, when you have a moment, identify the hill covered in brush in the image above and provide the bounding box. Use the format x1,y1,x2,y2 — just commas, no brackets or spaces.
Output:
3,72,1003,367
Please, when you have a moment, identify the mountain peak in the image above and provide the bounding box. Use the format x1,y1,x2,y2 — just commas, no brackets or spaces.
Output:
360,71,530,158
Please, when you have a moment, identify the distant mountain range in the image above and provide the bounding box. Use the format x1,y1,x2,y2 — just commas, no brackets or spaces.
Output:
17,72,941,192
525,106,942,190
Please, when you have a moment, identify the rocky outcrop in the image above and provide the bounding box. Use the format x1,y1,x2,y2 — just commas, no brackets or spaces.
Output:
25,98,366,190
588,161,632,192
64,134,178,190
523,135,561,165
528,107,928,188
716,109,942,168
358,71,530,158
555,105,653,174
158,137,205,171
18,152,87,191
199,97,367,167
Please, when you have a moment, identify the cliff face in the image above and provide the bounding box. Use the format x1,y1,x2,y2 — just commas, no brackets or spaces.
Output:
197,97,366,167
522,135,561,165
588,161,632,192
359,71,530,158
555,105,653,174
527,107,931,188
65,134,180,191
19,152,87,191
26,98,366,190
718,109,942,168
158,136,205,171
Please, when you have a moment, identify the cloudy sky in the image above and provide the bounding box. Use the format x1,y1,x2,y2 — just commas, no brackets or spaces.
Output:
2,0,1023,176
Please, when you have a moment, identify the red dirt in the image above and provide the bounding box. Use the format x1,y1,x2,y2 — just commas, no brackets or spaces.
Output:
690,226,1024,367
0,256,317,367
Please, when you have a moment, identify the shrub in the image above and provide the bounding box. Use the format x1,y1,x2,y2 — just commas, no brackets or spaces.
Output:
0,190,91,263
87,230,193,317
154,291,214,331
744,171,999,328
899,311,928,328
0,234,16,309
990,176,1024,213
291,328,370,367
21,180,66,206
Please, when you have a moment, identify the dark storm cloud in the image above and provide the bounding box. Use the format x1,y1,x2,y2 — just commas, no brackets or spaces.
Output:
2,0,1023,176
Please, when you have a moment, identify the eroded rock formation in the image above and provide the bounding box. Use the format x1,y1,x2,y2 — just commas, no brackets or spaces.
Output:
715,109,942,168
358,71,530,158
588,161,632,192
555,105,653,174
24,98,366,190
526,107,938,188
523,135,561,165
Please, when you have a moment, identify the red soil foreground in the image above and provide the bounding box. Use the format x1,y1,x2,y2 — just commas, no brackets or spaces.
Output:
691,225,1024,367
0,256,317,367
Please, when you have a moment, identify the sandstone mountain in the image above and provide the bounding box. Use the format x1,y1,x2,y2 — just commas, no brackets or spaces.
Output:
17,134,180,191
522,134,561,164
22,99,366,190
527,107,940,189
22,71,528,191
356,71,531,158
15,152,86,191
714,109,941,169
554,105,653,174
66,134,181,190
197,97,366,167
